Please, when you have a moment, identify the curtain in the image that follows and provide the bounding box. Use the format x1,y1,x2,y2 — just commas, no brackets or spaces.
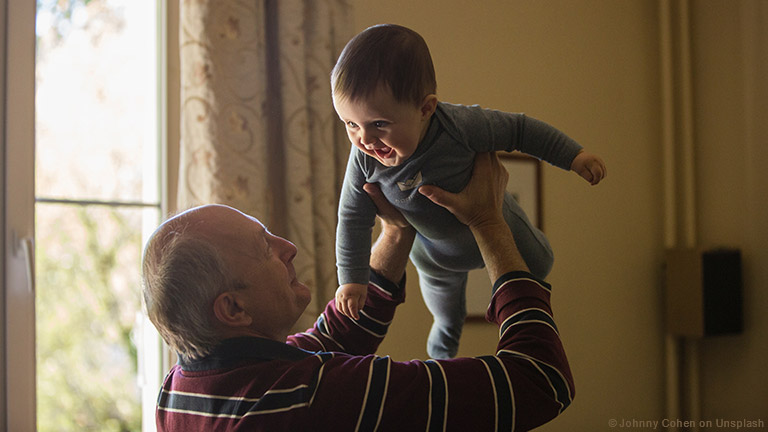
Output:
178,0,353,329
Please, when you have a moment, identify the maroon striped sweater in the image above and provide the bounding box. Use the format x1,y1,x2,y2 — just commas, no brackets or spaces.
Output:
156,270,574,431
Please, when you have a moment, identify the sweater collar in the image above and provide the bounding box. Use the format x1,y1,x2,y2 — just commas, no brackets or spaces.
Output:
180,336,312,372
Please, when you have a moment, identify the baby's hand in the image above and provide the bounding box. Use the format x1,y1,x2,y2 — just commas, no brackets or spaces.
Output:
335,283,368,320
571,151,607,185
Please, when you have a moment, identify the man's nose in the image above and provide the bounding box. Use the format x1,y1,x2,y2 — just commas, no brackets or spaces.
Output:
276,236,298,262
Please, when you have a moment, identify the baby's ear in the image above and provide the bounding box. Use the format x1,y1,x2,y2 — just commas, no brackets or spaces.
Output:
420,94,438,118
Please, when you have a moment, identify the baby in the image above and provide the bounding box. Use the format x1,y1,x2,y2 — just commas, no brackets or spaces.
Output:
332,24,605,359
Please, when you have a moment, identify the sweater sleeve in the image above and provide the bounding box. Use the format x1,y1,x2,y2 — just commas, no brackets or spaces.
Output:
335,149,378,286
302,271,575,432
440,102,583,170
286,270,406,355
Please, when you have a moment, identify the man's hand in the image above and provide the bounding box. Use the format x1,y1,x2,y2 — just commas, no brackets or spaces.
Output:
570,151,606,186
363,183,412,230
418,152,508,229
418,152,529,281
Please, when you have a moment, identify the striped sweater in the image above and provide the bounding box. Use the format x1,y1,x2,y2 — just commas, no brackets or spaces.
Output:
156,270,574,431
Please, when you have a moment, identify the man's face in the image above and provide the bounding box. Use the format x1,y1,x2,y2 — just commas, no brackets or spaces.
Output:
333,86,435,167
201,205,312,339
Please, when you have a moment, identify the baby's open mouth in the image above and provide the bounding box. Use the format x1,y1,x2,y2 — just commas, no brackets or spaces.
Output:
373,145,395,159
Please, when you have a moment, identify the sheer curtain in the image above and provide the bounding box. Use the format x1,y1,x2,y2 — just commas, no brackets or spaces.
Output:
178,0,353,328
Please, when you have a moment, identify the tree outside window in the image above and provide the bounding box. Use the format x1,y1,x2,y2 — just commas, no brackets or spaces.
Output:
35,1,161,430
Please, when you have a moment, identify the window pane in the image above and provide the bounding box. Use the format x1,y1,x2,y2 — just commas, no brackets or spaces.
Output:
34,1,162,431
35,0,158,203
35,203,150,431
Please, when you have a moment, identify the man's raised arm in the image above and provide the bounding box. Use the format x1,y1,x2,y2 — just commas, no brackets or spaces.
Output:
287,183,415,355
289,153,573,431
365,182,416,283
417,152,575,430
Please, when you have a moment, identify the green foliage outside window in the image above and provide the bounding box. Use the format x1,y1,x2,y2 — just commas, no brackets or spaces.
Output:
36,206,142,431
35,0,156,430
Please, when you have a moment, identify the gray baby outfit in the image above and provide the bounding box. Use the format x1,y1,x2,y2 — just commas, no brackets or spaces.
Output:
336,102,582,358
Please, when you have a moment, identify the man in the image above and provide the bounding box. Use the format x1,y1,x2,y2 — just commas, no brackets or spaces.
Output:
142,153,574,431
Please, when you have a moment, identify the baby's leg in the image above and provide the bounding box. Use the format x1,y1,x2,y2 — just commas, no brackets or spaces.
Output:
503,194,554,278
411,236,469,359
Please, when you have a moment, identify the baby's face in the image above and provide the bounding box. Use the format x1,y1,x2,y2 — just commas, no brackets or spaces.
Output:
333,86,434,167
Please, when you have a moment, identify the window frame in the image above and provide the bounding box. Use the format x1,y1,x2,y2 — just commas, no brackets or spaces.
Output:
3,0,173,430
3,0,37,429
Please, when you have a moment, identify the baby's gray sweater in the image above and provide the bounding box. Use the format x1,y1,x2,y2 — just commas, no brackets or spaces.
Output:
336,102,583,285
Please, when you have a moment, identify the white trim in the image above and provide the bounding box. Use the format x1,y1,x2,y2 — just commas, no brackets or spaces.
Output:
4,0,37,430
140,2,169,431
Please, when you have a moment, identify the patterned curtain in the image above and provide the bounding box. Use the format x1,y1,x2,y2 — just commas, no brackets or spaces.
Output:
178,0,353,329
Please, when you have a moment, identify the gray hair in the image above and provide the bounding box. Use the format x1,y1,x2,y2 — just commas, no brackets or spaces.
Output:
141,221,244,362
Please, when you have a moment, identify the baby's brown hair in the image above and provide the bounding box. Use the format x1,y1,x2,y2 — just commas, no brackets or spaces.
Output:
331,24,436,105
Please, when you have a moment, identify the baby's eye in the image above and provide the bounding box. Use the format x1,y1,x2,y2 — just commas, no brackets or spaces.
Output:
373,121,388,128
346,121,358,128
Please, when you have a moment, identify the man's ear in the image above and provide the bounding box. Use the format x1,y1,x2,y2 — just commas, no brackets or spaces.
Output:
213,292,253,327
420,94,438,119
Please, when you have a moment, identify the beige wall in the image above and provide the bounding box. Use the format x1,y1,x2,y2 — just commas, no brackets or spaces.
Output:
352,0,767,429
691,0,768,421
166,0,766,426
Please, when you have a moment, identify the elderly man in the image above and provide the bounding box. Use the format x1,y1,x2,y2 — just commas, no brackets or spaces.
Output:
142,153,574,431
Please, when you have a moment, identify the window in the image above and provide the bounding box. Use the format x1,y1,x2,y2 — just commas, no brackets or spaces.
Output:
34,0,165,430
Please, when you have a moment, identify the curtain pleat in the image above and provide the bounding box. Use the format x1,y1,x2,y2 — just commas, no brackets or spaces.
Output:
179,0,353,329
